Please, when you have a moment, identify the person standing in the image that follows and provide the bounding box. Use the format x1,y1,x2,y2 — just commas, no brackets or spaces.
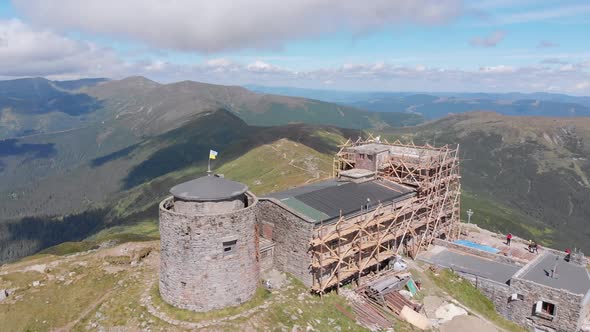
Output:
506,233,512,246
532,241,539,254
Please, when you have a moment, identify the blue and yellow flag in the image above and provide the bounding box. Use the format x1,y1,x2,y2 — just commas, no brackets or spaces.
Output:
209,150,218,160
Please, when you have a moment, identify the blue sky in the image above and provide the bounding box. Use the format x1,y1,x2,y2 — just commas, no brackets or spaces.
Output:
1,0,589,94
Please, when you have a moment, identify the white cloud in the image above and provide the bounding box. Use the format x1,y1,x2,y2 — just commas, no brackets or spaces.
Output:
470,30,506,47
206,58,234,68
494,4,590,25
0,19,123,77
537,40,558,48
14,0,463,53
479,65,514,73
541,58,567,65
246,60,284,73
559,64,575,72
0,20,588,95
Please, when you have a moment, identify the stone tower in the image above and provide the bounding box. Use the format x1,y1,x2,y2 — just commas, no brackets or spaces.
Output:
159,174,259,312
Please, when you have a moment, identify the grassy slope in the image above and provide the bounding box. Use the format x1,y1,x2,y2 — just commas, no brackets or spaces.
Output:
217,138,333,194
35,133,338,256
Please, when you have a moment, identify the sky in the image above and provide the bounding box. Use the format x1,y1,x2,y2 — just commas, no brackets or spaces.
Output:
0,0,589,95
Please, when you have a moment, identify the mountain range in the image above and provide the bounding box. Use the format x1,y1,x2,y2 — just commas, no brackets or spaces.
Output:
248,85,590,120
1,77,589,263
0,77,421,139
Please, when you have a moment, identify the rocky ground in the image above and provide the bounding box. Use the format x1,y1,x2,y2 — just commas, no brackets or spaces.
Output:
0,241,361,331
0,239,517,332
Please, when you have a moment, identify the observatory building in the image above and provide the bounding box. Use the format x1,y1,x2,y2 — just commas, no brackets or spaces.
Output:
158,175,259,312
158,137,461,311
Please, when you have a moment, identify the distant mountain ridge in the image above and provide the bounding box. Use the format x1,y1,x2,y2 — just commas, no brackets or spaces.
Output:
0,76,420,139
247,85,590,119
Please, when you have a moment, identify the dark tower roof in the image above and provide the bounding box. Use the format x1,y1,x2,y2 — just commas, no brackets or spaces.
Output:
170,175,248,201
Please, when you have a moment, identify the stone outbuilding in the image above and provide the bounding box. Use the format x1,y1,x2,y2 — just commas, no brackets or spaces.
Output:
159,175,259,312
421,240,590,332
507,252,590,332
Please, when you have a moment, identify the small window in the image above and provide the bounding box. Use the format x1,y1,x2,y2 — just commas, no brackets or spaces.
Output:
535,301,556,319
367,154,374,161
359,154,365,160
223,240,237,255
510,293,524,302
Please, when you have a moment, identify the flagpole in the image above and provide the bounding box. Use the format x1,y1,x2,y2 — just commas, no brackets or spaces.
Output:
207,156,211,175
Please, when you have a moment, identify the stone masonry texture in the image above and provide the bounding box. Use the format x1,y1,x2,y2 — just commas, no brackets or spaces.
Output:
159,194,260,312
256,199,315,287
507,277,584,332
466,269,587,331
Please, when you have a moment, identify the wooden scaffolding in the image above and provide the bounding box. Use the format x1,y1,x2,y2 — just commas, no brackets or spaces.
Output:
311,136,461,293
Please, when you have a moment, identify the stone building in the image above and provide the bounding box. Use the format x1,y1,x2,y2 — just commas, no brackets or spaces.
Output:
257,139,461,293
423,240,590,332
158,139,461,310
506,253,590,332
159,175,259,312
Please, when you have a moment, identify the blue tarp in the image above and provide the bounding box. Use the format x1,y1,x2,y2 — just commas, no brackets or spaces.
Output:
454,239,500,254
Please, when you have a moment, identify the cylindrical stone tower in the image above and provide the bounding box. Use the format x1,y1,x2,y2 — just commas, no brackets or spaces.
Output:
159,174,259,312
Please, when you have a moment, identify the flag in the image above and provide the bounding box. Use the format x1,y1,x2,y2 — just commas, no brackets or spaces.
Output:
209,149,218,160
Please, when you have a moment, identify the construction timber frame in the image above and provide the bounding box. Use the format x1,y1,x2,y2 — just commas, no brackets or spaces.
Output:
311,135,461,293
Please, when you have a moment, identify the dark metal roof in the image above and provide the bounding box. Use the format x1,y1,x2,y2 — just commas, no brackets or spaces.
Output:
520,253,590,295
267,179,341,200
295,180,414,221
170,175,248,201
266,179,415,222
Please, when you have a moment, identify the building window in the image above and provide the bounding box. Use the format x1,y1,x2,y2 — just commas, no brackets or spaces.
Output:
367,154,374,161
223,240,237,255
510,293,524,301
534,301,556,319
359,154,365,160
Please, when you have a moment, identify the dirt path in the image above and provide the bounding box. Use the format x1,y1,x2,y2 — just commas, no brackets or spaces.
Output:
52,287,115,332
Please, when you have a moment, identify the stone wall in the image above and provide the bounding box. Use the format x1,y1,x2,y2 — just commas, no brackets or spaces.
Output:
580,291,590,329
433,238,526,266
159,193,260,312
260,246,274,272
459,273,511,317
354,153,377,171
256,199,315,287
172,196,246,215
507,277,585,332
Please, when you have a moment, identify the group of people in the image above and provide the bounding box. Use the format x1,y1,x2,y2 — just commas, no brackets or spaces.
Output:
527,239,539,253
506,233,577,263
505,233,539,253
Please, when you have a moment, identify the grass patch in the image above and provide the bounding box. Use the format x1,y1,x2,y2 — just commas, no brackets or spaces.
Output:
461,191,554,247
261,276,365,331
430,269,526,332
88,220,160,243
39,241,100,256
217,138,333,195
0,263,119,332
0,271,44,289
35,221,159,258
